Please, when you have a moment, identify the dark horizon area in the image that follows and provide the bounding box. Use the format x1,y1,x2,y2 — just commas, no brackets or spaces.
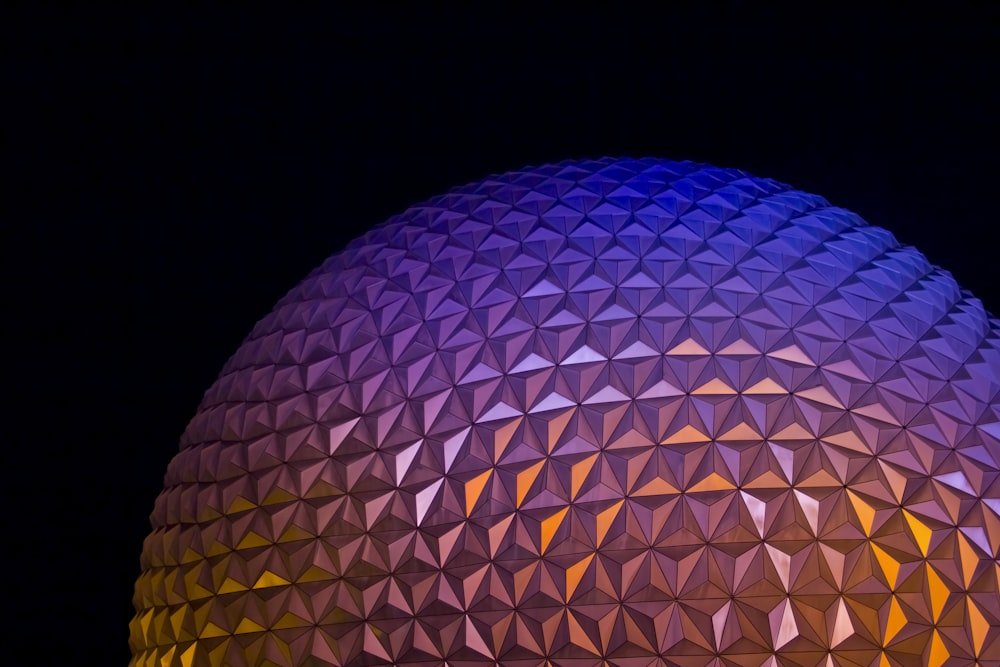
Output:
8,5,999,665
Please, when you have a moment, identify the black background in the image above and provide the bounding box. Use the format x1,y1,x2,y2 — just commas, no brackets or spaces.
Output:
8,5,998,665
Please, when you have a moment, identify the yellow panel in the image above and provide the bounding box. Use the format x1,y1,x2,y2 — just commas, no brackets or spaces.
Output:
903,510,932,556
847,490,875,536
596,500,624,546
797,468,842,488
878,461,908,503
465,469,492,516
928,628,949,667
253,570,291,589
541,507,569,554
571,453,599,500
273,612,311,630
168,606,189,641
152,607,170,643
871,543,900,589
227,495,256,514
302,479,341,500
128,614,145,647
692,378,736,395
179,643,197,667
277,523,314,543
926,564,948,622
957,532,979,589
261,486,298,505
743,378,786,394
968,597,989,657
199,622,229,639
716,421,761,441
517,459,546,508
883,595,906,644
565,553,595,602
207,638,229,667
237,531,271,550
662,424,710,445
163,568,183,606
138,608,154,642
191,598,212,635
688,472,736,493
743,470,790,489
633,477,680,497
235,617,266,634
180,546,203,564
218,577,249,595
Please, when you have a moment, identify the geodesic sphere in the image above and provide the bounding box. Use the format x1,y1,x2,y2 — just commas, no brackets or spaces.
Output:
131,158,1000,667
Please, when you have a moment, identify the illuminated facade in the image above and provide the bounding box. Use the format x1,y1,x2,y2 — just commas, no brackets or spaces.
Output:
131,158,1000,666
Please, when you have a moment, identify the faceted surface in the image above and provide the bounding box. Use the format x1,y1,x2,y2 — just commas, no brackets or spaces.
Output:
131,158,1000,667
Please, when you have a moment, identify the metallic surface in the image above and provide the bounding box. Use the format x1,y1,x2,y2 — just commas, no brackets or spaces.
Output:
131,158,1000,666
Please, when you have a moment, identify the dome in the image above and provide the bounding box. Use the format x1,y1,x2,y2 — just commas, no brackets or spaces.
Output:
131,158,1000,666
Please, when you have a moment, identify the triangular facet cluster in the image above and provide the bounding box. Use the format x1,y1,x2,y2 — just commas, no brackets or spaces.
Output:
132,158,1000,666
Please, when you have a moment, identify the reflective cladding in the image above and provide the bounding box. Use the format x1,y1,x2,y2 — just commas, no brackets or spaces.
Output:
132,158,1000,667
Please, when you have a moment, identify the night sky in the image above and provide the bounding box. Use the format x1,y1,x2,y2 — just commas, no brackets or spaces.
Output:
9,5,999,665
